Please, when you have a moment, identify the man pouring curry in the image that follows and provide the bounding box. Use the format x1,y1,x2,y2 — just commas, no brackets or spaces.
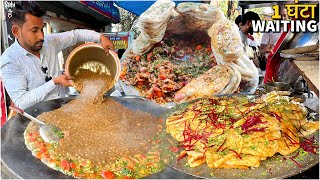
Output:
0,1,114,109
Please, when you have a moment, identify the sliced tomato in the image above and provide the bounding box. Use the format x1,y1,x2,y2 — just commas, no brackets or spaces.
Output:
169,146,180,153
43,153,50,159
61,159,70,171
195,45,202,50
81,161,87,166
34,142,42,148
146,93,153,100
70,162,76,169
155,91,163,98
165,85,174,90
120,71,126,79
152,86,161,92
147,52,153,61
35,152,42,159
123,176,133,179
73,172,79,177
48,158,54,163
40,146,47,153
137,81,144,86
159,75,166,80
30,137,36,142
140,154,147,159
101,170,115,179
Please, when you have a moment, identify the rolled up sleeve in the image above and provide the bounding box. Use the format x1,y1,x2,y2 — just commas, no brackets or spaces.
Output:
261,33,270,45
1,60,56,109
47,29,102,52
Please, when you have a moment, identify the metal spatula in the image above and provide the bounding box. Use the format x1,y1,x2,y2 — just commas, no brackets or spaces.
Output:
9,105,64,143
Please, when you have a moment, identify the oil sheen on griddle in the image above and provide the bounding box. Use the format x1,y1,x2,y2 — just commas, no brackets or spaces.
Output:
37,69,162,166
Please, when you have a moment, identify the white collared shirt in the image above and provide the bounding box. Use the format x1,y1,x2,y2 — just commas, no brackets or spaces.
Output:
261,31,283,58
0,29,101,109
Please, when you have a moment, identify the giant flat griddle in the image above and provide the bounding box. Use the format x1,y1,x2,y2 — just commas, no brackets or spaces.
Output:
162,95,319,179
1,96,319,179
1,97,193,179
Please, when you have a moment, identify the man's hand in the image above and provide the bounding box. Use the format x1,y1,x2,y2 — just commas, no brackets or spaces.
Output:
260,44,273,56
265,44,273,53
100,35,114,55
53,74,73,87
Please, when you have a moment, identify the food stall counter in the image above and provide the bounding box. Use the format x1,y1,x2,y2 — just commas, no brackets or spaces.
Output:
290,60,319,96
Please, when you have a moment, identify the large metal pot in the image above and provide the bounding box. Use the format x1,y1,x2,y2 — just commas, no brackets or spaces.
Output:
65,43,121,93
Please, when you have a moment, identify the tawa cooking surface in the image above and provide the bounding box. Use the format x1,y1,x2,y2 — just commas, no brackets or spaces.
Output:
1,96,319,179
1,97,193,179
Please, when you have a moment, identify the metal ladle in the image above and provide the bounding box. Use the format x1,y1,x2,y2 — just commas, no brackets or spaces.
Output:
9,105,64,143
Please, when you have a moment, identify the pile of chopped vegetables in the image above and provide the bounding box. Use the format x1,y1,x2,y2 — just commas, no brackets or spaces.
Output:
121,31,216,103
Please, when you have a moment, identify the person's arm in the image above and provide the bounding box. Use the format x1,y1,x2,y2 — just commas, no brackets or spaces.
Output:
260,44,273,54
1,61,56,109
47,29,114,54
260,33,271,56
1,60,73,109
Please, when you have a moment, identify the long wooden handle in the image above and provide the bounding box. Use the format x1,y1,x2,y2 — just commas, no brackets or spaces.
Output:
9,105,45,125
9,105,24,114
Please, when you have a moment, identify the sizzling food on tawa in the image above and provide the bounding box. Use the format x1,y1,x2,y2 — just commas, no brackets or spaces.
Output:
24,70,166,179
166,92,319,169
73,69,114,104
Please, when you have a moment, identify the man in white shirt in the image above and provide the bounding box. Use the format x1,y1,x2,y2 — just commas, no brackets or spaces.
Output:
239,11,261,50
260,6,289,59
238,11,261,68
0,1,114,109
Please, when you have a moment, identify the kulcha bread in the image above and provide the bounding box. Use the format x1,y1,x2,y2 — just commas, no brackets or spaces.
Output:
138,0,175,43
138,0,175,23
176,2,224,21
174,65,235,103
132,34,155,55
208,19,244,62
167,3,224,34
207,14,259,85
219,65,241,94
